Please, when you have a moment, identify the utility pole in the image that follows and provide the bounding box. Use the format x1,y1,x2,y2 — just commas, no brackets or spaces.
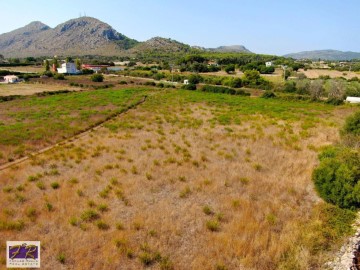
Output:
281,65,287,81
171,64,174,83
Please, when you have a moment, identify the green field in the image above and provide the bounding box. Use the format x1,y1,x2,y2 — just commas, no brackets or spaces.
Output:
0,88,146,163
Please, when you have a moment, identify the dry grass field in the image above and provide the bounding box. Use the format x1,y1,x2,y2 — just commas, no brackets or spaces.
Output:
300,69,360,79
0,88,357,269
0,66,44,74
0,82,81,96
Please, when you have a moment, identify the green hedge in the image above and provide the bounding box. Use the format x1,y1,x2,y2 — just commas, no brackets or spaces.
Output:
200,85,250,96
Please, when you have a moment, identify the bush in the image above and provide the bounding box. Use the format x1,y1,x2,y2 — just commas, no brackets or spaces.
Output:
224,64,235,74
206,220,220,231
50,182,60,189
326,98,344,105
283,81,297,93
222,77,242,88
144,81,156,86
54,74,65,80
80,209,100,222
91,74,104,82
313,146,360,209
201,85,250,96
261,91,276,98
42,71,53,77
188,74,203,84
119,80,127,85
181,83,196,90
81,69,94,75
342,111,360,136
56,253,66,264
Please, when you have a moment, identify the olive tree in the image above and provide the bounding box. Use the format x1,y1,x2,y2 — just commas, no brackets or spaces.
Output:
309,79,324,100
327,79,346,101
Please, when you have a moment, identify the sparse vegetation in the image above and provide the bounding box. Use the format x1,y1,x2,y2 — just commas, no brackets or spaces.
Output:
0,83,357,269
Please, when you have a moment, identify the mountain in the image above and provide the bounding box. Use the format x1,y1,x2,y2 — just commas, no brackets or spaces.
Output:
284,50,360,61
0,17,138,57
192,45,252,53
208,45,252,53
0,17,252,57
130,37,191,53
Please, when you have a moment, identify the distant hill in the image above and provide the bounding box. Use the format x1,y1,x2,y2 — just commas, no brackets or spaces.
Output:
0,17,138,57
208,45,252,53
130,37,191,53
284,50,360,61
193,45,252,53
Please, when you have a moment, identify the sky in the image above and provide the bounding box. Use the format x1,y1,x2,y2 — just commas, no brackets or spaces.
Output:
1,0,359,55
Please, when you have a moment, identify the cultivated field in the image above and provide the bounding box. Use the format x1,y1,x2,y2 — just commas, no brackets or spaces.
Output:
0,87,357,269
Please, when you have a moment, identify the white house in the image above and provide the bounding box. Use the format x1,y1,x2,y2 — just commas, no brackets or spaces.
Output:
345,96,360,104
57,62,79,74
4,75,19,83
184,79,189,85
265,61,273,67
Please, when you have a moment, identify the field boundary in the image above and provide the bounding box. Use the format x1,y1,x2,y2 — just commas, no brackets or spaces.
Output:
0,95,147,171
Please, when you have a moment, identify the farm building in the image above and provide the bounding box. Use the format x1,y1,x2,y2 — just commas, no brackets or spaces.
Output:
57,62,79,74
3,75,19,83
82,64,109,73
265,61,273,67
345,96,360,104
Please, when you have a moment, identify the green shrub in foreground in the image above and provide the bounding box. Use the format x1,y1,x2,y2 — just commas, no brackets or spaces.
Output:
313,146,360,209
342,110,360,136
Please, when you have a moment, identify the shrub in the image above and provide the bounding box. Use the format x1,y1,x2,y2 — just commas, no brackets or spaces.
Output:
42,71,53,77
54,74,65,80
0,220,25,231
187,74,203,84
203,205,214,215
25,207,37,221
181,83,196,90
69,217,78,226
91,74,104,82
342,111,360,136
119,80,127,85
261,91,276,98
82,68,94,75
283,81,297,93
50,182,60,189
313,146,360,209
201,85,250,96
36,181,46,190
96,220,110,230
80,209,100,222
206,220,220,231
56,253,66,264
144,81,156,86
139,252,155,266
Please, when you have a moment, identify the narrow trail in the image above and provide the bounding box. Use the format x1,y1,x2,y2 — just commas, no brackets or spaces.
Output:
0,95,147,172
